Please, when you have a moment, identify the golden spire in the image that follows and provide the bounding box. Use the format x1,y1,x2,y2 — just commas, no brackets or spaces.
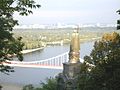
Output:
69,26,80,63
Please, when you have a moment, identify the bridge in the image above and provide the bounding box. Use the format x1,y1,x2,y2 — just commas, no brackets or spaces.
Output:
3,52,84,69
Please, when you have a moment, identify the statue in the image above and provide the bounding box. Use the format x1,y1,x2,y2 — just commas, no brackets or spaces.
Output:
69,29,80,63
57,26,81,90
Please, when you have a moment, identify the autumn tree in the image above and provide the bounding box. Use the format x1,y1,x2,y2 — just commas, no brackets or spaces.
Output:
78,32,120,90
0,0,40,74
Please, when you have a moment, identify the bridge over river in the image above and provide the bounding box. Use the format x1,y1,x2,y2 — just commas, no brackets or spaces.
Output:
3,51,84,69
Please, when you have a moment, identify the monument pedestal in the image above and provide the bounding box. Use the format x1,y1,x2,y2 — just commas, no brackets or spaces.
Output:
57,62,81,90
57,29,81,90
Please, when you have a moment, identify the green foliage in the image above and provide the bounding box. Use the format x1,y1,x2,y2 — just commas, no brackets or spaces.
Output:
38,78,57,90
22,78,57,90
117,9,120,15
0,0,40,74
23,84,35,90
13,28,104,49
78,32,120,90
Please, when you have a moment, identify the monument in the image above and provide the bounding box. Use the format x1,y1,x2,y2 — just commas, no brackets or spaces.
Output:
57,27,81,90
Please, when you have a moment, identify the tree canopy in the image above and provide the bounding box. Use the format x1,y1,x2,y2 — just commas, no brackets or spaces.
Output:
117,9,120,15
22,78,57,90
78,32,120,90
0,0,40,74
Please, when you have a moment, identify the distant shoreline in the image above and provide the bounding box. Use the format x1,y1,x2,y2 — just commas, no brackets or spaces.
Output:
21,47,44,54
21,37,101,54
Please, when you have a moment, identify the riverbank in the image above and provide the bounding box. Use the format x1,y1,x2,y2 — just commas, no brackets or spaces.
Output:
21,47,44,54
21,37,100,55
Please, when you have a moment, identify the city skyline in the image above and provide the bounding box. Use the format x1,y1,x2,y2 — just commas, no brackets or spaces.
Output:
13,0,120,25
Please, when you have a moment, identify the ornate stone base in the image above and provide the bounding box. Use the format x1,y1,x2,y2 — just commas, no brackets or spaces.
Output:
57,62,81,90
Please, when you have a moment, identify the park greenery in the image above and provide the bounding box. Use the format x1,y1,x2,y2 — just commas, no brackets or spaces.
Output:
22,32,120,90
78,32,120,90
0,0,40,74
23,78,57,90
116,9,120,30
13,27,117,50
117,9,120,14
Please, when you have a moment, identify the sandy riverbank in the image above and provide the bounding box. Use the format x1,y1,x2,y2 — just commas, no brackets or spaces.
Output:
21,47,44,54
21,37,101,55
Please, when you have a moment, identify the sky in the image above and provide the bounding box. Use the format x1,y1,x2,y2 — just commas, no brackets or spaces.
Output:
14,0,120,25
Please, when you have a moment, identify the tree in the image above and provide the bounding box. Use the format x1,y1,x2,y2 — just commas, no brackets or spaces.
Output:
22,78,57,90
78,32,120,90
0,0,40,74
116,9,120,30
38,78,57,90
23,84,35,90
116,9,120,15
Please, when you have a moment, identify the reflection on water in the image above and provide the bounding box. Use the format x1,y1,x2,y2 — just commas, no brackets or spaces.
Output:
0,42,94,85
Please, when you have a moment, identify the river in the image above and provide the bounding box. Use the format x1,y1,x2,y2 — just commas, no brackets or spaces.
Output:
0,41,94,89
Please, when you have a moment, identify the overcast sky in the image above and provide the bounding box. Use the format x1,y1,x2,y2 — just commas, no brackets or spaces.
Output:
14,0,120,25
